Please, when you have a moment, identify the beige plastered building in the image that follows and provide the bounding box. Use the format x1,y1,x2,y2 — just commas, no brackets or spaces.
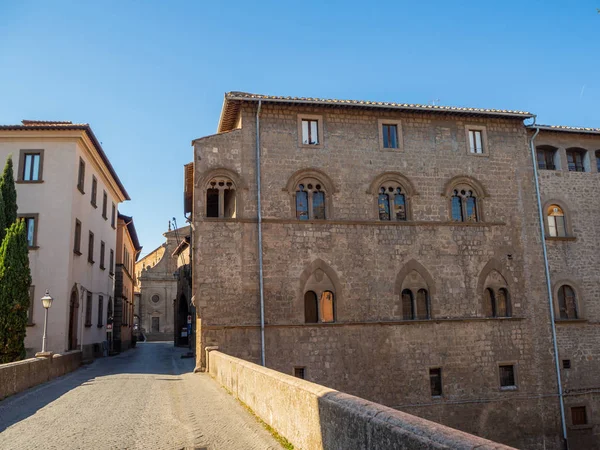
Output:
0,120,129,359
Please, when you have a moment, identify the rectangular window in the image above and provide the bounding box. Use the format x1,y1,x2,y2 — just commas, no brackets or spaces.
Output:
499,364,516,388
430,368,442,396
77,158,86,193
571,406,588,426
97,295,104,327
19,215,38,247
563,359,571,369
91,176,98,207
294,367,305,379
100,241,106,269
382,124,398,149
27,285,35,325
102,191,108,219
469,130,483,154
88,231,94,263
20,151,43,182
301,119,319,145
537,148,556,170
74,219,82,254
85,292,93,326
109,249,114,274
111,203,116,228
567,150,585,172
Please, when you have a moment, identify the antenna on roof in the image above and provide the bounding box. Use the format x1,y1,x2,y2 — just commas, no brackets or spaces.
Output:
430,99,441,106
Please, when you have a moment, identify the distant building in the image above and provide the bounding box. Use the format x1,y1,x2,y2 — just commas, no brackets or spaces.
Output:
135,225,189,341
113,213,142,352
0,120,129,359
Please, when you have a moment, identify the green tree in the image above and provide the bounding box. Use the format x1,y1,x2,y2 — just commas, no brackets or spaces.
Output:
0,156,17,242
0,220,31,363
0,189,5,244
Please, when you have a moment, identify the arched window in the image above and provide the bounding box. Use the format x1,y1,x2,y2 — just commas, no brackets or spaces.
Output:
484,288,496,317
206,177,236,218
558,285,578,319
304,291,318,323
401,289,414,320
497,288,510,317
547,205,566,237
480,266,511,318
451,189,478,222
378,185,407,221
566,148,587,172
416,289,429,319
320,291,334,323
295,179,327,219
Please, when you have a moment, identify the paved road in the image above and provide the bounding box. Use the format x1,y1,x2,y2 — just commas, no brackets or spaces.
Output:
0,342,281,450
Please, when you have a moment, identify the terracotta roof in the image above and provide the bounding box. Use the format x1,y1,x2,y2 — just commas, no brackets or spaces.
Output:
118,212,142,255
0,120,130,200
529,124,600,135
218,91,533,132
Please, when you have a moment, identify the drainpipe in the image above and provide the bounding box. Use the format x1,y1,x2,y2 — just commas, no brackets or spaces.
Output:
528,117,568,449
256,100,266,367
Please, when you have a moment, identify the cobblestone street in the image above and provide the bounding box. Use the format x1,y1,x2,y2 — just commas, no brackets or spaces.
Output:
0,342,281,450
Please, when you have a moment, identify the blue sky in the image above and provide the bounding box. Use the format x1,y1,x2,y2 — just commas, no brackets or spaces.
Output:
0,0,598,254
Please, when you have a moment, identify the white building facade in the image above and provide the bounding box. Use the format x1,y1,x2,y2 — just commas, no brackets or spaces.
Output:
0,121,129,358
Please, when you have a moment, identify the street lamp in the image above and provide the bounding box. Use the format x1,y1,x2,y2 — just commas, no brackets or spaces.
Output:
40,290,53,353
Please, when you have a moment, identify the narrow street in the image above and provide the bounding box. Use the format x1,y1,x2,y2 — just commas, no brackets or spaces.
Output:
0,342,281,450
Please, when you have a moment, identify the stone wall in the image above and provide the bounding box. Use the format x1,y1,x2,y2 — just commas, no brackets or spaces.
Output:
0,351,82,400
193,102,564,449
207,349,516,450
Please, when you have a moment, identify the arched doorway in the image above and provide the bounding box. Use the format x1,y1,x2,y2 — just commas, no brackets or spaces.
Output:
68,287,79,351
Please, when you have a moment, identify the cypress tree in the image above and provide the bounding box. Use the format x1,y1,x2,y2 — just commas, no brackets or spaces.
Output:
0,155,17,232
0,220,31,363
0,189,5,244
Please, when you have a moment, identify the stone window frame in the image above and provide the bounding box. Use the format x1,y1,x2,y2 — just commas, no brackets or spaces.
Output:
443,175,487,222
428,367,443,397
198,168,245,220
91,176,98,208
565,147,589,173
18,213,39,249
102,191,108,220
378,119,404,152
100,241,106,270
394,259,435,321
285,168,335,221
297,114,324,149
73,218,82,255
85,291,93,327
17,149,44,183
542,199,575,240
477,259,513,318
88,231,95,264
111,203,116,229
497,361,518,391
536,145,560,171
97,294,104,328
464,125,489,157
552,279,585,321
298,259,342,324
368,172,417,221
77,157,86,194
568,403,592,429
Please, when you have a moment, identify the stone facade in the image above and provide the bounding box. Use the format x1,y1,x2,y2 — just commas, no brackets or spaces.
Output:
190,94,578,449
533,128,600,449
136,226,190,341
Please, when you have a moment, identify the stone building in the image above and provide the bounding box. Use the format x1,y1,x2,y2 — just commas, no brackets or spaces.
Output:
135,225,190,341
0,120,129,359
189,92,576,449
532,125,600,449
112,213,142,352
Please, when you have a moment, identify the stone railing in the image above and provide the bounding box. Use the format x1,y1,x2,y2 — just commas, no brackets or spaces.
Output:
206,349,515,450
0,351,82,401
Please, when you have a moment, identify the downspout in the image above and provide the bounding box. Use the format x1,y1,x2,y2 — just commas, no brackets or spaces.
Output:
256,100,266,366
528,117,568,449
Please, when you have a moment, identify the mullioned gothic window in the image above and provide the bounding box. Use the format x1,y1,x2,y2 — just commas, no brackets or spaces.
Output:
482,270,511,318
398,269,431,320
451,188,478,222
296,179,326,220
378,185,406,221
206,177,236,218
303,267,335,323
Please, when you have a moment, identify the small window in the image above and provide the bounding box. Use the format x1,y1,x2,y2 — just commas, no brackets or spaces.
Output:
484,288,496,317
97,295,104,327
27,285,35,325
85,292,93,326
295,182,326,220
536,147,557,170
382,124,398,149
451,189,478,222
378,186,407,221
151,294,160,304
416,289,430,320
558,285,578,319
302,119,319,145
88,231,95,264
109,249,114,274
499,364,516,388
102,191,108,219
91,176,98,207
468,129,484,154
294,367,306,379
20,151,43,182
304,291,318,323
111,203,116,228
77,158,85,193
401,289,414,320
567,148,586,172
430,368,442,396
20,215,37,247
100,241,106,269
563,359,571,369
74,219,82,254
571,406,588,426
547,205,567,237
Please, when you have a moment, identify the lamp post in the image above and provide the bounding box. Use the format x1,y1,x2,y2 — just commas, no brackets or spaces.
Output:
40,290,53,353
